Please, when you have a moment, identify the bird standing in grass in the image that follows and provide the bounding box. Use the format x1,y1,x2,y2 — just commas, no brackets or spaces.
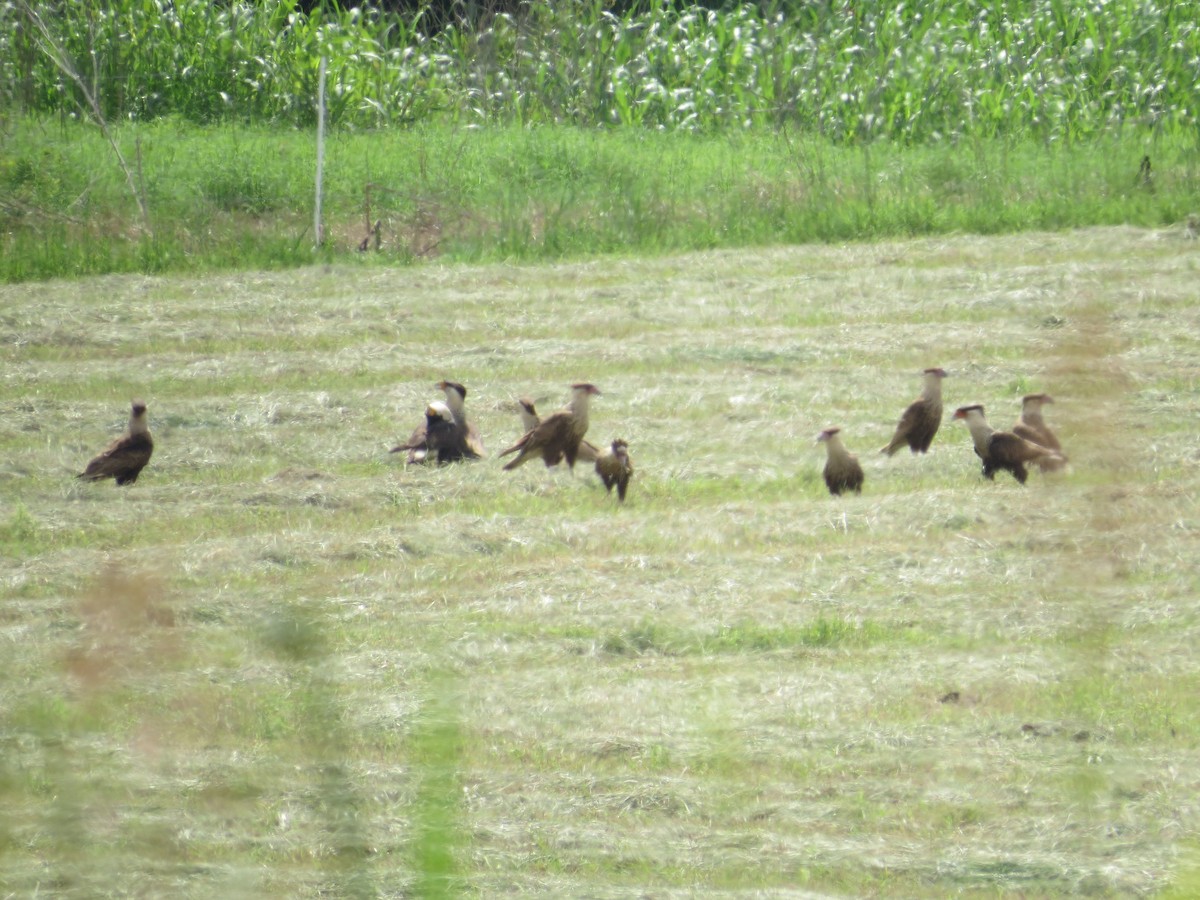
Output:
1012,393,1067,472
953,404,1064,484
439,380,486,459
501,383,600,471
515,396,598,463
79,400,154,486
419,401,466,464
392,380,483,464
817,427,864,495
595,439,633,501
881,367,947,455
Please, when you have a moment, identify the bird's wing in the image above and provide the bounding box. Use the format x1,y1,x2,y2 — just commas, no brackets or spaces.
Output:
498,429,532,457
464,422,486,458
1011,422,1043,446
990,431,1053,464
81,434,152,480
391,422,428,453
1032,423,1062,452
533,412,574,462
883,399,929,451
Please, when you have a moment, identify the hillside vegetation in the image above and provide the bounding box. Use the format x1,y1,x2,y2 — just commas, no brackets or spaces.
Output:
2,227,1199,896
1,0,1199,281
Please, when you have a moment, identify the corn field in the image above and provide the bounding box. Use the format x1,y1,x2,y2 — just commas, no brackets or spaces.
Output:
3,0,1199,142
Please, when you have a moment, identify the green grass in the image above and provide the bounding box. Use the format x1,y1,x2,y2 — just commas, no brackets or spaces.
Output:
4,0,1200,140
2,120,1198,283
2,227,1200,896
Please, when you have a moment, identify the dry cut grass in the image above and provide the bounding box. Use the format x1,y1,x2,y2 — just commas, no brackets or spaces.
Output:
1,225,1199,897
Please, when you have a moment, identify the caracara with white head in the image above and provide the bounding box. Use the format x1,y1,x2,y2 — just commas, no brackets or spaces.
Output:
881,367,947,455
595,439,633,501
78,400,154,486
1013,393,1067,472
392,380,484,464
501,383,600,471
438,380,486,459
953,404,1064,484
817,427,864,495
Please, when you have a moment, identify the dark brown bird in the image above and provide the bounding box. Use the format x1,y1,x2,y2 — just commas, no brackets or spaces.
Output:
78,400,154,486
418,401,465,464
953,404,1064,484
516,396,598,463
1013,393,1067,472
439,380,486,459
595,439,633,501
500,383,600,471
881,367,947,455
391,380,483,464
817,427,864,495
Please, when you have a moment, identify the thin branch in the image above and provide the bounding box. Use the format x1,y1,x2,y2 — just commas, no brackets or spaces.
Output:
16,0,152,236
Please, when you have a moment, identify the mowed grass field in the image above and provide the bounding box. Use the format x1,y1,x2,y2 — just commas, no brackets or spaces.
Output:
2,226,1199,897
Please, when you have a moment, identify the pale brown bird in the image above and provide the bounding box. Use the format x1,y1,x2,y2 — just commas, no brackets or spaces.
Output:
881,367,947,455
391,380,483,464
500,383,600,471
517,397,541,434
515,396,598,463
817,427,864,495
953,404,1064,484
78,400,154,486
595,438,633,501
1012,393,1067,472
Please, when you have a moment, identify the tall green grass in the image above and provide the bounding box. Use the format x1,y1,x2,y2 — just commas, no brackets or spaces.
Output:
3,0,1199,141
2,1,1199,282
1,120,1196,283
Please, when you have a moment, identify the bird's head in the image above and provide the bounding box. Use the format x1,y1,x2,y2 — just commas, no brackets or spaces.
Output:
953,404,985,421
923,367,948,379
816,427,840,443
572,383,601,397
438,380,467,400
425,400,454,424
131,399,147,417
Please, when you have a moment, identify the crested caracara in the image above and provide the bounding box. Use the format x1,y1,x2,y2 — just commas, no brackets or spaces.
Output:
881,367,947,455
501,383,600,471
817,427,864,495
516,396,598,463
595,439,633,501
953,404,1064,484
79,400,154,486
1013,393,1067,472
392,380,483,464
438,380,486,459
1012,393,1070,475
